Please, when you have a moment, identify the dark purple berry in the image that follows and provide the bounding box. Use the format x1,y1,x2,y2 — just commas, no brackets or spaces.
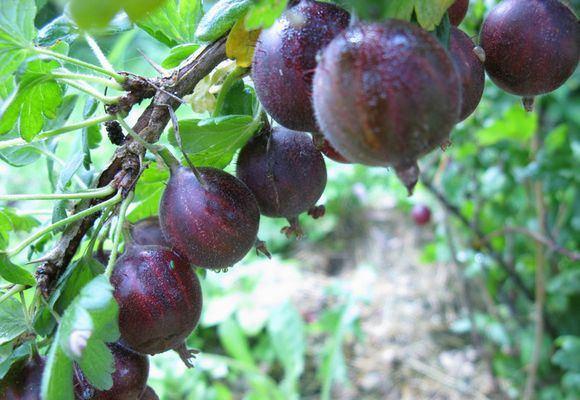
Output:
160,167,260,270
111,245,202,355
236,127,327,220
448,0,468,26
0,357,44,400
412,204,432,226
480,0,579,104
312,21,460,194
449,27,485,121
130,217,169,248
74,343,149,400
252,0,350,132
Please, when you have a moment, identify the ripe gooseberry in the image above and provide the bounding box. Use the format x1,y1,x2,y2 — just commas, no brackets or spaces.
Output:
412,204,432,226
448,0,469,26
312,21,460,194
111,245,202,355
74,343,149,400
129,217,169,248
252,0,350,132
159,166,260,270
0,356,44,399
480,0,579,110
236,127,327,237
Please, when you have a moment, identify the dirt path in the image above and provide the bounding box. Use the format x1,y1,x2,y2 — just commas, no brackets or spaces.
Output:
292,208,495,399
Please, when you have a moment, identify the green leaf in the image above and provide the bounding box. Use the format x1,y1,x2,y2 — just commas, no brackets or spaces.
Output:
0,297,28,345
195,0,252,42
161,43,200,68
553,336,580,372
0,140,40,167
0,0,37,82
413,0,456,30
137,0,203,47
245,0,288,30
123,0,169,22
0,342,31,380
43,276,119,393
477,104,538,146
0,254,36,286
218,318,255,366
169,115,261,169
78,339,115,390
340,0,455,29
267,302,305,385
128,164,169,221
220,81,256,117
36,15,79,47
0,59,64,141
41,328,74,400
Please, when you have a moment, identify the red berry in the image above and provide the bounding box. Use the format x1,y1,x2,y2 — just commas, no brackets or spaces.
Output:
448,0,469,26
160,167,260,270
74,343,149,400
252,0,350,132
313,22,460,194
236,127,327,219
412,205,432,226
449,27,485,121
130,217,169,248
111,245,202,355
480,0,579,99
0,357,44,399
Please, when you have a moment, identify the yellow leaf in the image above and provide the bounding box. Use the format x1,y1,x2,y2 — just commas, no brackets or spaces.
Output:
226,17,261,68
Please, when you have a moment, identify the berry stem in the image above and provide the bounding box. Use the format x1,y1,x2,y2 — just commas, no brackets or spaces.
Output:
0,114,115,150
5,192,122,257
105,191,134,277
212,66,249,117
62,79,119,104
33,46,126,83
51,70,124,90
84,34,116,74
117,117,181,170
0,285,27,305
0,186,115,202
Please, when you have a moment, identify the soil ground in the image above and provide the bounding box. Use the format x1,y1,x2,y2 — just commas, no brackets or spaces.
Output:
291,207,496,400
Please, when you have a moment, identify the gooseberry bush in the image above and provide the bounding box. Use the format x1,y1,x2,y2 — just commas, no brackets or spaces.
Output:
0,0,578,399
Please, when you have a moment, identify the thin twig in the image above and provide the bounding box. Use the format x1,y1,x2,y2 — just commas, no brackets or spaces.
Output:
443,216,504,397
485,226,579,262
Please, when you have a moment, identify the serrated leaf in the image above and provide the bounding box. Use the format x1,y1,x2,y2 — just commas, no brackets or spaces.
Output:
169,115,261,169
137,0,203,47
57,152,83,190
0,0,37,82
196,0,252,42
0,59,63,141
0,297,28,345
220,81,256,117
226,17,260,68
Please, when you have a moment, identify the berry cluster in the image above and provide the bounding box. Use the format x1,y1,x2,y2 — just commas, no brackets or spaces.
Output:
1,1,577,398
